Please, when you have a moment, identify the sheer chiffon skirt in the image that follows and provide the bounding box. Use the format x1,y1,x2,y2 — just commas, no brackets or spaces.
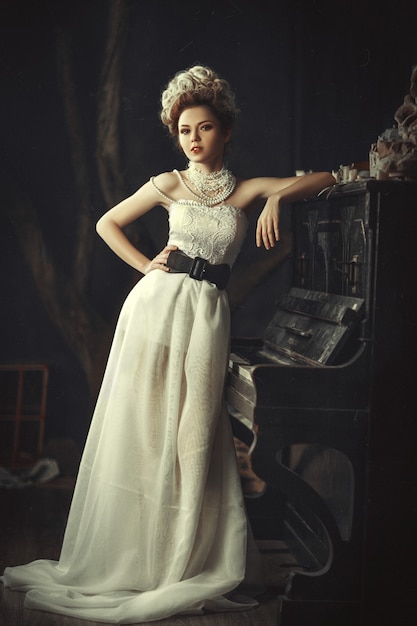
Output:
1,270,261,623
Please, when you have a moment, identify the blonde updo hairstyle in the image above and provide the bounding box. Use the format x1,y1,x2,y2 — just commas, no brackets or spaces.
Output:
160,65,238,143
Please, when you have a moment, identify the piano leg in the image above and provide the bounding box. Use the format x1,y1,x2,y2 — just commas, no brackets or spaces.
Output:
249,409,368,621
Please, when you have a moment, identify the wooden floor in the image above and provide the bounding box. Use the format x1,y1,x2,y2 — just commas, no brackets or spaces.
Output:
0,476,294,626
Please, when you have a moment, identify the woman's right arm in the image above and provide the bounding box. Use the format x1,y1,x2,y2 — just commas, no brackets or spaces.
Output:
96,179,174,275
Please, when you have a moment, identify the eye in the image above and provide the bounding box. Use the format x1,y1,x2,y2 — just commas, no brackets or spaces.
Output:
180,128,190,135
201,124,213,131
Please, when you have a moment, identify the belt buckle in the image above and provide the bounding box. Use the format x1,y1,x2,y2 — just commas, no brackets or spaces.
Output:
189,256,206,281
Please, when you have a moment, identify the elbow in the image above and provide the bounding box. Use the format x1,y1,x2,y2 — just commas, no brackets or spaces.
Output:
96,214,123,243
324,171,337,186
96,215,106,238
313,171,337,188
306,171,336,186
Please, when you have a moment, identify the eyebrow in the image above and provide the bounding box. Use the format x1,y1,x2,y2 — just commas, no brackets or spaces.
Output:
179,120,213,127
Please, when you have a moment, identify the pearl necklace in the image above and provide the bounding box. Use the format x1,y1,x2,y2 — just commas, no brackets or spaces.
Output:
182,163,236,206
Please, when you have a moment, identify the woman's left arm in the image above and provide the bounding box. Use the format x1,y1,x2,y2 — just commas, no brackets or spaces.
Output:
255,172,336,249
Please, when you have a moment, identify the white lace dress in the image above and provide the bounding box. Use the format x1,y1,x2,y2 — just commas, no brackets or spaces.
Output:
1,199,264,623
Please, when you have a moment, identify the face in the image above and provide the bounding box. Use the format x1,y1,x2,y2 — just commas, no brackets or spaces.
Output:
177,105,231,170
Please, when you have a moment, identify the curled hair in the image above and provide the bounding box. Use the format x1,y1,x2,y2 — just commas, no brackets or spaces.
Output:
160,65,238,137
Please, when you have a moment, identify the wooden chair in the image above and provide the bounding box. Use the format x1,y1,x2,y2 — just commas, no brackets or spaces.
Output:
0,364,49,467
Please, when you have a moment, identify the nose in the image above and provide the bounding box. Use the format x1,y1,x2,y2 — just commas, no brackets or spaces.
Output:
191,129,200,142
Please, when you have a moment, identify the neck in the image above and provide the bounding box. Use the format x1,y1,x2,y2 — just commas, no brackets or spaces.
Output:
183,161,236,206
189,160,224,175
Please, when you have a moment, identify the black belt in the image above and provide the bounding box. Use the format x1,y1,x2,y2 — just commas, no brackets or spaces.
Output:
166,250,230,290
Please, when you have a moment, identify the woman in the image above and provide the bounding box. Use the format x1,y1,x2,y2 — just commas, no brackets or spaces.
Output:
1,66,335,623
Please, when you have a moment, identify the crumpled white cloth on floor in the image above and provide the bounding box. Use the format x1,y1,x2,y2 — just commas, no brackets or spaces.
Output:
0,458,60,488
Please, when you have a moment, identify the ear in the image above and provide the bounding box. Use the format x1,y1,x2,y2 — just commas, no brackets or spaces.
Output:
223,128,232,143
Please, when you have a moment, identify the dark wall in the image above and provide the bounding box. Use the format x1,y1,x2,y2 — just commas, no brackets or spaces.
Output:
1,0,416,444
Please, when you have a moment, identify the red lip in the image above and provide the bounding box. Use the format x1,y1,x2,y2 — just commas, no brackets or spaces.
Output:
191,147,202,153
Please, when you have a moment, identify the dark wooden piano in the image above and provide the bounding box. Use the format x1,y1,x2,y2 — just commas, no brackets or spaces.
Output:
227,180,417,625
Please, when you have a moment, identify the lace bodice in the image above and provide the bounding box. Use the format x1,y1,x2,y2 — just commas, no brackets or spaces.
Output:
167,200,248,266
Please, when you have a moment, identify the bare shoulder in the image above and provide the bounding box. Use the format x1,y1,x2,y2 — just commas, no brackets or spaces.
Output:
152,170,182,196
